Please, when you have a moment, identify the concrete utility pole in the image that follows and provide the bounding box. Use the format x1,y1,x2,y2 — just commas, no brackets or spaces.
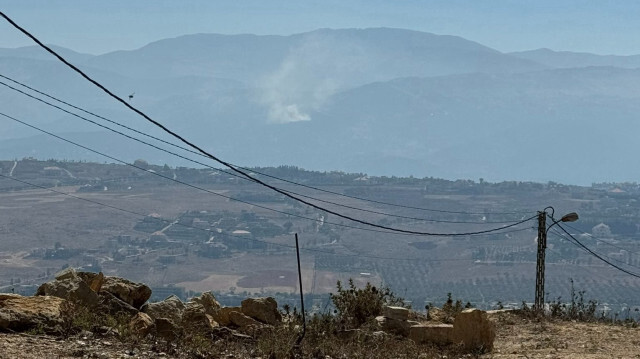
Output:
534,211,547,312
534,207,579,313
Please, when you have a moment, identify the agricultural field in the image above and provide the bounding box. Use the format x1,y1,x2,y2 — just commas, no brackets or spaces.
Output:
1,159,640,312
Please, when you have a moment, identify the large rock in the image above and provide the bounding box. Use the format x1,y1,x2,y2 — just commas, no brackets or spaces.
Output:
76,271,99,285
375,315,411,336
211,306,241,326
99,291,138,316
74,270,104,292
229,311,262,327
101,277,151,309
0,294,66,332
36,277,99,308
182,303,216,333
141,295,185,324
240,297,281,325
409,324,454,345
54,267,78,281
229,310,266,336
383,306,410,321
189,291,221,317
452,309,495,352
427,306,451,323
129,312,154,338
89,272,105,292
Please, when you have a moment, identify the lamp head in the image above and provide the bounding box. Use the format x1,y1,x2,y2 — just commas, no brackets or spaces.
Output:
560,212,579,222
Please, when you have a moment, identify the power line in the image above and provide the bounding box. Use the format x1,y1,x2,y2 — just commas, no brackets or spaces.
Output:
552,223,640,279
562,222,640,256
0,172,524,262
249,171,530,216
0,77,520,225
0,108,534,238
0,111,537,237
0,73,529,222
0,111,405,236
0,12,534,236
548,228,640,271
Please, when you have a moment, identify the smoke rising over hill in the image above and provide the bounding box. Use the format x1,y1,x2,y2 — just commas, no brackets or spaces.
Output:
1,28,638,184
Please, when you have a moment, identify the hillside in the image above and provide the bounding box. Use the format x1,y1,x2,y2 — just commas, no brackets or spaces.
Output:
1,159,640,314
510,48,640,69
82,28,546,81
1,28,640,183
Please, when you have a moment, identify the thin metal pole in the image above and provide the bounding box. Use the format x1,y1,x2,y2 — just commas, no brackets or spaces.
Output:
295,233,306,343
534,211,547,312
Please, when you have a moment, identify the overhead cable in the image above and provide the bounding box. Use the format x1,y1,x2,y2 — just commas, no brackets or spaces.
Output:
0,73,530,220
553,223,640,279
548,228,640,271
0,111,537,237
562,222,640,256
0,76,524,225
0,172,529,261
0,12,535,236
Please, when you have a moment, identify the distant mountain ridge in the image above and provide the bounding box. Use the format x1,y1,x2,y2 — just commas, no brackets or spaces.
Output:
510,48,640,69
0,44,94,63
1,28,639,184
82,28,548,83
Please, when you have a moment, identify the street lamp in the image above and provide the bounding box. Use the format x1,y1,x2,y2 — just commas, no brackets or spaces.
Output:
534,207,579,312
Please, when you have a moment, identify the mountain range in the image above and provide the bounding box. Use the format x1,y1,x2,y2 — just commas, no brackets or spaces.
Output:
0,27,638,185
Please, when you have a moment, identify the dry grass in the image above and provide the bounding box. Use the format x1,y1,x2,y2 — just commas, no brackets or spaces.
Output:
483,311,640,359
2,309,640,358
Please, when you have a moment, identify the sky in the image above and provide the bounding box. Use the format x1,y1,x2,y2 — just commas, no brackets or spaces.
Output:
1,0,640,55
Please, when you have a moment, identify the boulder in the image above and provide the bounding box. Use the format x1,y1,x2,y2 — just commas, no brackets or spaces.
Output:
129,312,154,338
141,295,185,324
36,277,99,308
181,302,216,333
375,315,410,337
427,306,450,323
383,306,409,321
89,272,105,293
240,297,281,325
409,324,454,345
55,267,78,281
211,306,241,327
99,291,138,316
452,309,495,352
0,294,66,332
76,271,99,285
229,311,263,328
101,277,151,309
189,291,221,316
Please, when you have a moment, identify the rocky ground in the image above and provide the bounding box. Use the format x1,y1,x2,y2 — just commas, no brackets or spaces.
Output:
1,269,639,358
486,311,640,359
1,311,639,358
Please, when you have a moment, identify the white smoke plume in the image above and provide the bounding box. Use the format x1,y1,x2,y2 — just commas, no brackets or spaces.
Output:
260,31,369,124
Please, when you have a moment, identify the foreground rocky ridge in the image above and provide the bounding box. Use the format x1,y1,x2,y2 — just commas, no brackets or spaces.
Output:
7,270,638,358
1,269,284,341
1,270,496,351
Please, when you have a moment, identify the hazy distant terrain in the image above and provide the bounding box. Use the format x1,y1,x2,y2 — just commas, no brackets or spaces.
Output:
1,159,640,309
1,28,639,184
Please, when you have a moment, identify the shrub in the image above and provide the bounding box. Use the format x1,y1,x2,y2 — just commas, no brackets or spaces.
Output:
330,279,406,329
548,278,598,322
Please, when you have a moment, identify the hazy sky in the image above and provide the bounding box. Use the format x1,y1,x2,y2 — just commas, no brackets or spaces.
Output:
1,1,640,55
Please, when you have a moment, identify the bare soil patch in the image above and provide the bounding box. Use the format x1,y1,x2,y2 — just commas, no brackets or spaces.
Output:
237,269,297,288
484,311,640,359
